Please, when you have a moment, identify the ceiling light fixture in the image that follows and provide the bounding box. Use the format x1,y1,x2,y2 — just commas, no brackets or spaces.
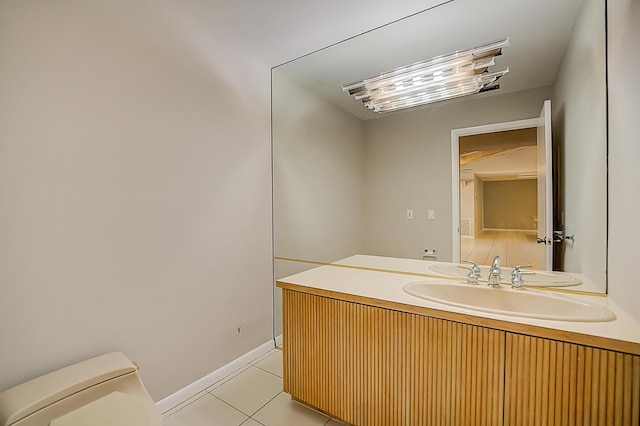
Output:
342,37,510,113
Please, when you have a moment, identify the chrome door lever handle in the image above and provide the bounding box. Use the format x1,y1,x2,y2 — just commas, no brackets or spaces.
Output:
553,230,575,243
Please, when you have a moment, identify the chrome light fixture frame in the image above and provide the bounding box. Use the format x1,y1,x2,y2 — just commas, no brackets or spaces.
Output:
342,37,510,113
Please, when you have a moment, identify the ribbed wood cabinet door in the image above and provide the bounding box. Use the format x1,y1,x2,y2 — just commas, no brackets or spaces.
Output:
282,289,506,426
504,333,640,426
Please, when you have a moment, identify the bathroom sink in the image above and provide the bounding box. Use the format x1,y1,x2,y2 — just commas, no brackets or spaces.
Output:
428,264,581,287
403,281,615,322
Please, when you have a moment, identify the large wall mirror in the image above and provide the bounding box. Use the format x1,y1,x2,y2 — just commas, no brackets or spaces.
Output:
272,0,607,332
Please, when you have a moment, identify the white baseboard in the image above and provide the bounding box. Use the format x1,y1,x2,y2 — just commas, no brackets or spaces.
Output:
156,339,276,414
274,334,282,347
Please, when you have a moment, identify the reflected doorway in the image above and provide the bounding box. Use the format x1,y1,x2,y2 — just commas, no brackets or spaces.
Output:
451,112,553,269
459,128,540,269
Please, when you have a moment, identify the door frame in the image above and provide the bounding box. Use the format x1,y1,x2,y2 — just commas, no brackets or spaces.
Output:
451,117,541,263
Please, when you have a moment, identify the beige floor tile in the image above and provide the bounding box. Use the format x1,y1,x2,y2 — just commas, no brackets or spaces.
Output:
253,349,283,378
163,393,248,426
325,420,346,425
252,392,329,426
210,366,282,416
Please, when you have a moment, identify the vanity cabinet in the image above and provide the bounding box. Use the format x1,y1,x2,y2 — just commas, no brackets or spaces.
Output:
281,288,640,426
504,333,640,425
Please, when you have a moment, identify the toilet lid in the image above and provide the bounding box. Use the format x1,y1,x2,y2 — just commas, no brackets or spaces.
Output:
49,391,163,426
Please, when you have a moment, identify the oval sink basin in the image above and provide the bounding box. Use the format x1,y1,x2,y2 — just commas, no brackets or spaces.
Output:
428,264,581,287
403,281,615,322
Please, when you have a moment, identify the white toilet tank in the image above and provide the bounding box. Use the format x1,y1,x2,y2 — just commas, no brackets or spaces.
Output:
0,352,163,426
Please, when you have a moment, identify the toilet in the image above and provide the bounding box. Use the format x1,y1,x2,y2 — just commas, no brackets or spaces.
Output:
0,352,163,426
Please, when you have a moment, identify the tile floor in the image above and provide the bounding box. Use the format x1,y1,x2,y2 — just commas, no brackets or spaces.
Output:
162,348,344,426
461,229,540,269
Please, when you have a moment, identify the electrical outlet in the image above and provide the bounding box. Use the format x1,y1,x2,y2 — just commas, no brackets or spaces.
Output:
406,209,414,219
427,209,435,220
235,325,244,336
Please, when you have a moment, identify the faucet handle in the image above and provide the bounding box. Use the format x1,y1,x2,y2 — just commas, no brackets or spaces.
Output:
512,264,532,270
461,261,481,285
511,265,535,289
463,260,481,274
512,264,533,273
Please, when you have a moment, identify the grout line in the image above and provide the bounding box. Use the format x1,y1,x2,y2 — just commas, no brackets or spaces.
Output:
253,363,283,379
248,390,283,418
210,394,254,418
206,365,284,417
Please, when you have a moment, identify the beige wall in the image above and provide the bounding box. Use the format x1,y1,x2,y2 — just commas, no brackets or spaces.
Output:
552,0,607,287
0,1,273,399
483,180,537,230
607,0,640,322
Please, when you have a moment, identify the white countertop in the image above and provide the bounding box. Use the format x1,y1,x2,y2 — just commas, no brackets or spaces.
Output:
277,255,640,350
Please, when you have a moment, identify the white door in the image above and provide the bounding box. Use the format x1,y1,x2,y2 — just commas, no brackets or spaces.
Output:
536,100,553,270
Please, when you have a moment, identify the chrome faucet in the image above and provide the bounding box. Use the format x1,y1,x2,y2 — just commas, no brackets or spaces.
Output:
462,260,481,284
487,256,501,287
511,265,534,289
